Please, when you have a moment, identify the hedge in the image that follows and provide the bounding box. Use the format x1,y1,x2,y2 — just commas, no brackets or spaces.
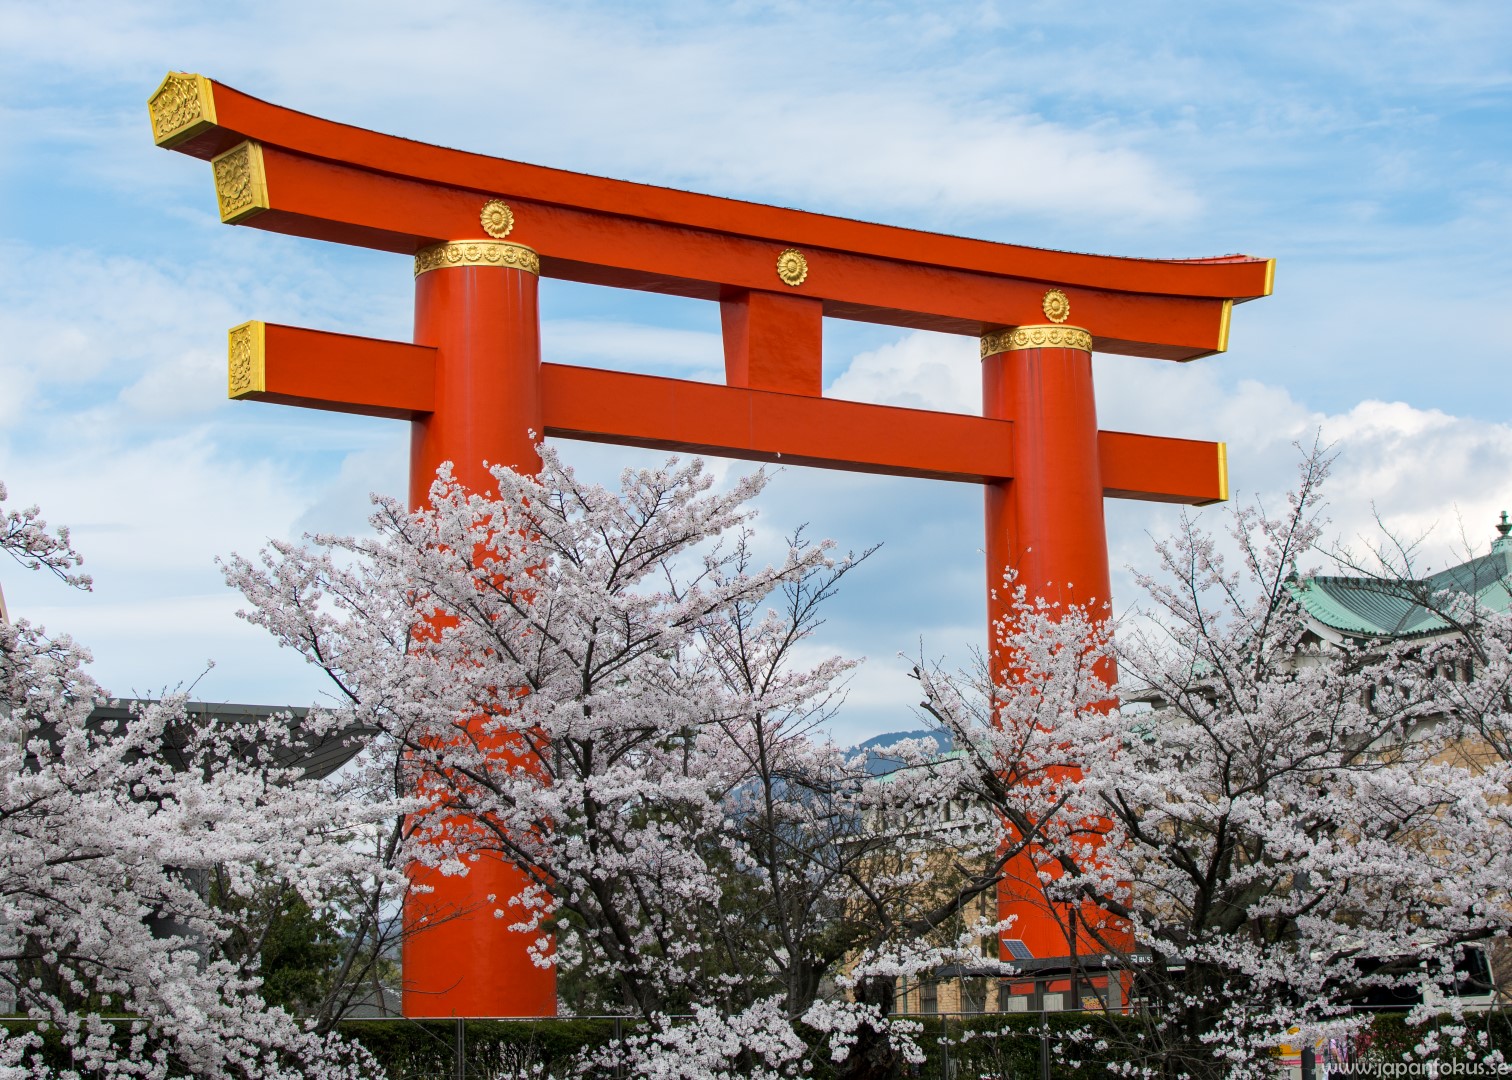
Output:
2,1009,1508,1078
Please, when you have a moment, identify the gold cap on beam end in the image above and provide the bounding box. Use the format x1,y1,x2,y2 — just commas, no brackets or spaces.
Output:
980,325,1092,358
1216,299,1233,353
212,141,270,224
148,72,217,148
228,321,266,399
414,241,540,277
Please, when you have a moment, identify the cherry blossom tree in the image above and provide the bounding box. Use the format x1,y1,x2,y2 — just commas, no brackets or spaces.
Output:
216,441,1512,1080
32,421,1512,1080
229,453,829,1016
0,484,402,1078
1328,507,1512,772
227,452,1014,1079
919,448,1512,1079
1319,498,1512,1011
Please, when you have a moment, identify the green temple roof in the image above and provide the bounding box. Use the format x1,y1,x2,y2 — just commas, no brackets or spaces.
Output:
1286,518,1512,641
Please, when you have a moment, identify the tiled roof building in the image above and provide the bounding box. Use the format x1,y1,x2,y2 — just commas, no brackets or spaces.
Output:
1288,514,1512,643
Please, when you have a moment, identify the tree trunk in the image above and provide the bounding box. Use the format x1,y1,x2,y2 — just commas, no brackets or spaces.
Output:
836,974,901,1080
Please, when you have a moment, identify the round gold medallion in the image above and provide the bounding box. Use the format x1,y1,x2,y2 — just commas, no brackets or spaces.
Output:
776,248,808,287
480,200,515,239
1042,289,1070,323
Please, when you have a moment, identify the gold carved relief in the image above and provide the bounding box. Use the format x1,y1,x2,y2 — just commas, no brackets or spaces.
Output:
776,248,808,287
980,324,1092,357
211,142,270,224
148,72,217,148
414,241,540,276
227,321,266,399
1041,288,1070,323
480,200,515,239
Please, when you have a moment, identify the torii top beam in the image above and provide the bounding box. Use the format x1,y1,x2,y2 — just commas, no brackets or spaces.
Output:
149,73,1270,363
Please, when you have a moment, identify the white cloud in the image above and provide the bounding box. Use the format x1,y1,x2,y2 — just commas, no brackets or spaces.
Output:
827,331,979,413
116,345,223,419
0,429,300,583
0,2,1198,231
291,433,409,538
0,420,327,706
22,591,332,706
1320,402,1512,565
0,239,407,432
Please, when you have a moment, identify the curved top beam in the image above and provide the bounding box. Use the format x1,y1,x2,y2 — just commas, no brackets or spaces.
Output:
149,72,1272,361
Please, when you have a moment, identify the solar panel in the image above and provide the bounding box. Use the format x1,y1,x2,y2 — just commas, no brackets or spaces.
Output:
1002,939,1034,961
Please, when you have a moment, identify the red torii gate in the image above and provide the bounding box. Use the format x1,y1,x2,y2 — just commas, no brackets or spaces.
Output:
149,72,1271,1018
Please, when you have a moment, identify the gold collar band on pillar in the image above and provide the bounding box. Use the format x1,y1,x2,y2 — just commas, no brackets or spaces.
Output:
980,324,1092,357
414,241,540,277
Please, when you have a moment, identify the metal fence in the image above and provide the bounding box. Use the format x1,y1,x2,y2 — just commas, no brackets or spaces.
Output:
5,1008,1509,1080
334,1007,1512,1080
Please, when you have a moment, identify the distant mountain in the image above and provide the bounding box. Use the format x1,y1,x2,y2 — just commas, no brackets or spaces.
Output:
851,728,954,776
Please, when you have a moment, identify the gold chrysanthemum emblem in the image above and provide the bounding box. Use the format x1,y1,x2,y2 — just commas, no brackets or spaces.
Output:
480,200,515,239
1042,289,1070,323
776,248,808,287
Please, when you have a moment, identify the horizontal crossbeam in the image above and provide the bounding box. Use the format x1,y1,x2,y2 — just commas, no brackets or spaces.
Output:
541,365,1012,483
154,74,1272,362
1098,432,1227,505
226,322,435,419
228,323,1226,503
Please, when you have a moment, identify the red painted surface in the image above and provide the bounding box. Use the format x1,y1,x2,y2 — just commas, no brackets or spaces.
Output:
1098,431,1226,505
402,261,555,1019
161,75,1265,1020
982,337,1127,968
242,334,1228,502
720,289,824,395
410,263,542,500
252,324,435,419
541,364,1013,483
227,143,1236,359
165,78,1270,361
982,341,1110,618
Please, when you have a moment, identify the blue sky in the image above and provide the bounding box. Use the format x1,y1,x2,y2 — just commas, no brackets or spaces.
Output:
3,1,1511,741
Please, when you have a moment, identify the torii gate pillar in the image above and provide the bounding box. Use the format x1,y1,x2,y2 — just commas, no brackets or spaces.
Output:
983,316,1117,970
404,243,554,1017
411,241,543,499
982,316,1110,624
